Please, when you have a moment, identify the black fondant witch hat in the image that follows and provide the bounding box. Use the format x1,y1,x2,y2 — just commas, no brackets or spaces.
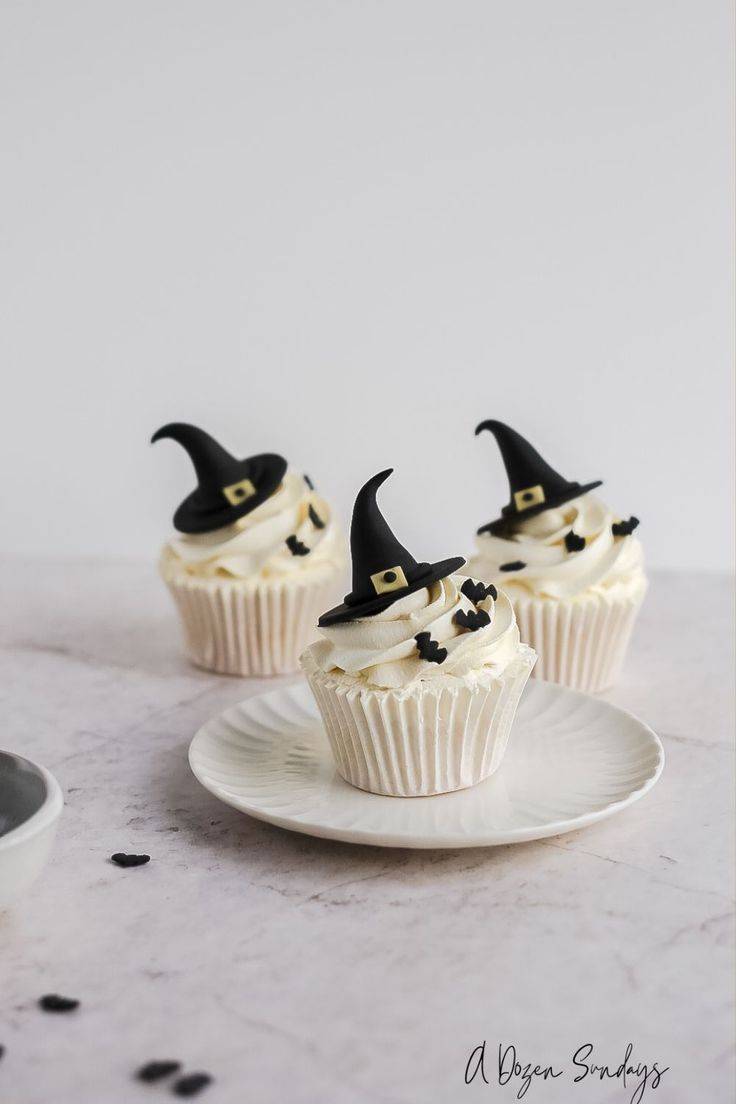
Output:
475,420,602,534
152,422,287,534
319,469,465,626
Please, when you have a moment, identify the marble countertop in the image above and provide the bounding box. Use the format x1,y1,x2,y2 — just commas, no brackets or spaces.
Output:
1,561,733,1104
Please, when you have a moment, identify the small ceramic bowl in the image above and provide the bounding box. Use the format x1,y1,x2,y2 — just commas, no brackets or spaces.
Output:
0,751,63,910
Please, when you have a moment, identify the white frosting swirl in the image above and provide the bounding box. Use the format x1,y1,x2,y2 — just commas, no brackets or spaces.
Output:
160,469,345,582
307,574,527,690
467,494,645,601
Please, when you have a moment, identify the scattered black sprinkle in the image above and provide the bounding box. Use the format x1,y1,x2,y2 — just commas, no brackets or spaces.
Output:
39,994,79,1013
415,632,447,665
286,535,310,556
499,561,526,572
304,474,314,489
173,1072,213,1097
0,1045,4,1062
612,516,640,537
137,1060,182,1083
308,504,325,530
111,853,150,868
453,608,491,632
460,579,497,605
564,531,586,553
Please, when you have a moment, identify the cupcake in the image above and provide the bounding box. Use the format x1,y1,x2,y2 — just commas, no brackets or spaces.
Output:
152,423,346,676
300,469,536,797
466,420,647,693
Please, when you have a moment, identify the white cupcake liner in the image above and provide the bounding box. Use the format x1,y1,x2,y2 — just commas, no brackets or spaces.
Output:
163,571,342,677
301,647,536,797
513,584,646,693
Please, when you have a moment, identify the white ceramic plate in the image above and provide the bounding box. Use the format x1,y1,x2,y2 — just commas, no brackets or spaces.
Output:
189,680,664,848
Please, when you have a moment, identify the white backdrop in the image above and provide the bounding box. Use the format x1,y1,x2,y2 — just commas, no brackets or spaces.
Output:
1,0,733,571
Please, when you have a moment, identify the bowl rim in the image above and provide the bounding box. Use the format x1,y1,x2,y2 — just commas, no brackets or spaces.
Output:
0,750,63,852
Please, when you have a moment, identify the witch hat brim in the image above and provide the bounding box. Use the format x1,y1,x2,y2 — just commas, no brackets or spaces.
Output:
477,479,603,534
475,420,602,534
152,423,287,534
319,468,464,626
319,556,465,626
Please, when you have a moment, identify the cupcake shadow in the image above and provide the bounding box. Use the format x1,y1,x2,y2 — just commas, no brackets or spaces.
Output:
154,734,550,890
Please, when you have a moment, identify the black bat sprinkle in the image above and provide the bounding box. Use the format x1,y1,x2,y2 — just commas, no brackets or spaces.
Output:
415,632,447,664
564,531,586,553
136,1061,182,1083
612,516,640,537
460,578,497,605
453,608,491,632
173,1072,213,1097
39,995,79,1013
286,535,310,556
111,853,150,868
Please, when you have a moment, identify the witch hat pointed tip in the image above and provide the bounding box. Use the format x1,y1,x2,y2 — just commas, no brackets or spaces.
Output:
475,419,506,437
355,468,395,498
150,422,192,446
373,467,394,486
149,423,236,462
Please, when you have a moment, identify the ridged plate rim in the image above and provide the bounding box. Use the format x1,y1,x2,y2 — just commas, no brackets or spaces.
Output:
189,679,664,849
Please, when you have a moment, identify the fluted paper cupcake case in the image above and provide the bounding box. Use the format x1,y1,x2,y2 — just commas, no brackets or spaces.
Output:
301,646,536,797
512,583,647,694
163,570,343,677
